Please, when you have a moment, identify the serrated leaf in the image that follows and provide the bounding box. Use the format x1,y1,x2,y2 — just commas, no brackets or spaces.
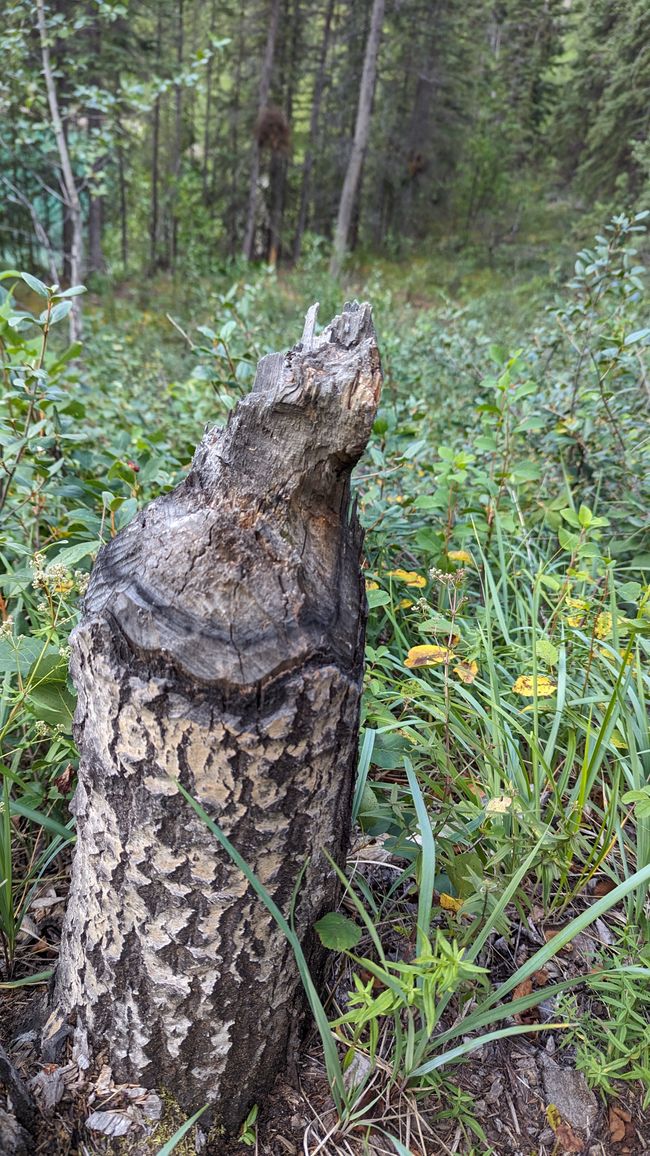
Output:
315,912,361,951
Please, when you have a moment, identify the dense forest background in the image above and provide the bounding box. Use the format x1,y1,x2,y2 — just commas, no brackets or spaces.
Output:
2,0,649,281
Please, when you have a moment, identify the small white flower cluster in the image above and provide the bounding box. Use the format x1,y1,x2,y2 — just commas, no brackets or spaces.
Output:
58,645,71,660
30,554,90,599
429,566,467,586
75,570,90,596
0,616,14,639
34,720,50,737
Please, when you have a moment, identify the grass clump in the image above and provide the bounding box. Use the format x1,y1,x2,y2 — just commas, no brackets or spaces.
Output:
0,212,648,1150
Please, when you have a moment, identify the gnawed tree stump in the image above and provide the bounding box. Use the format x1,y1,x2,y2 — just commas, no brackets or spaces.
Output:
55,302,382,1132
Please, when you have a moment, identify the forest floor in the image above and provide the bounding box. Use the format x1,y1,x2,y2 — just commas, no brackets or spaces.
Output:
1,208,649,1155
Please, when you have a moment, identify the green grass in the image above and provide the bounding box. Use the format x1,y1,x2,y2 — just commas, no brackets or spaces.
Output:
0,211,649,1149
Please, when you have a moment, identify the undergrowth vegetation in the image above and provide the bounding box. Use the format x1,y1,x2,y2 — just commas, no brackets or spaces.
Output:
1,212,649,1151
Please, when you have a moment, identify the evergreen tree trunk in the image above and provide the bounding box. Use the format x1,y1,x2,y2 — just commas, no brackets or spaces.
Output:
293,0,335,262
242,0,281,260
330,0,384,277
54,303,382,1134
150,11,163,271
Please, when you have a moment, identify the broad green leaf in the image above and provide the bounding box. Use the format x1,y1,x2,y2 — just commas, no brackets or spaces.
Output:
315,912,361,951
20,272,49,297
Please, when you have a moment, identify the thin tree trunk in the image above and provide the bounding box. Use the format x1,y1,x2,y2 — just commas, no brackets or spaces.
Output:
55,303,382,1134
170,0,184,268
242,0,281,260
36,0,83,341
202,0,217,205
330,0,385,277
293,0,335,262
150,10,162,270
118,140,128,271
226,0,245,252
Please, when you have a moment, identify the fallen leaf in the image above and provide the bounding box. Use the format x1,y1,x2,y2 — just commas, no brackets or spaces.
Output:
609,1104,632,1144
546,1104,585,1152
439,893,462,912
513,979,533,999
453,659,478,683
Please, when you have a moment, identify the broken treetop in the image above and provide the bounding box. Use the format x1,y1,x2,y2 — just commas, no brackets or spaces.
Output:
83,302,382,688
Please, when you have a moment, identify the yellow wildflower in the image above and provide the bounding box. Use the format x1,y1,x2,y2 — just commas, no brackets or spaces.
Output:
453,659,478,684
387,569,427,588
404,644,454,668
447,550,474,565
512,675,556,697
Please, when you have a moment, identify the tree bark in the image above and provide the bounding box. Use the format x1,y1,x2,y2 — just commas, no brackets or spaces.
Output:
36,0,83,341
55,302,382,1134
330,0,385,277
242,0,281,260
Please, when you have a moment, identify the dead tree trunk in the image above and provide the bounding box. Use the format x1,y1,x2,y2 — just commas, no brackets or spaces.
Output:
55,303,382,1133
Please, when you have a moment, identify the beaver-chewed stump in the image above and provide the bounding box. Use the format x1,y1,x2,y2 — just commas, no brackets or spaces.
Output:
55,302,382,1132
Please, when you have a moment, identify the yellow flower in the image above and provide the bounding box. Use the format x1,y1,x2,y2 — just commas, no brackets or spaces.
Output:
387,569,426,588
439,893,462,912
405,644,454,668
512,674,556,697
594,612,612,639
365,580,380,591
453,659,478,684
447,550,473,565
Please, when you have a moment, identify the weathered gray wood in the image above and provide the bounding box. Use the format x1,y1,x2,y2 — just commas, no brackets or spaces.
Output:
55,302,382,1133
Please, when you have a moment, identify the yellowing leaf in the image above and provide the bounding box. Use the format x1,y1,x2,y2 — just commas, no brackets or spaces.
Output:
439,893,462,912
365,580,380,591
405,644,454,668
594,611,612,639
566,597,589,610
399,598,414,610
387,569,427,588
512,674,556,697
447,550,473,565
453,659,478,684
567,612,588,628
485,795,513,814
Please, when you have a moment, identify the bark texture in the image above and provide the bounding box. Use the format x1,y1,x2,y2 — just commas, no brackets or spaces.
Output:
55,302,382,1133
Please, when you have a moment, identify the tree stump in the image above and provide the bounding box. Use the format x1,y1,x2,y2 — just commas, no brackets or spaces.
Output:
55,302,382,1132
